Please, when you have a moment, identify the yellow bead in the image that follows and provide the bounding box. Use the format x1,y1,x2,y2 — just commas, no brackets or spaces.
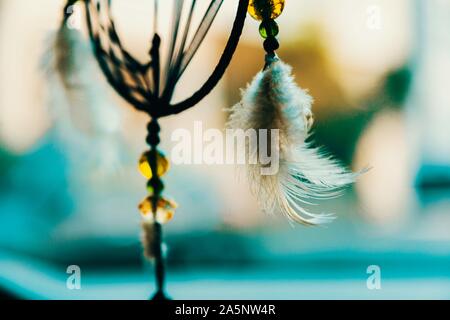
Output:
138,197,153,216
138,196,178,224
138,150,170,179
248,0,285,21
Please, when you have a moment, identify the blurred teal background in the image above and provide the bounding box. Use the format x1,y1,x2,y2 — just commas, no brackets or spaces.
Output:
1,0,450,299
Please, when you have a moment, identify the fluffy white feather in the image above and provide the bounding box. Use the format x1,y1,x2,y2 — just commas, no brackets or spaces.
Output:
42,22,124,175
228,59,359,225
44,23,95,108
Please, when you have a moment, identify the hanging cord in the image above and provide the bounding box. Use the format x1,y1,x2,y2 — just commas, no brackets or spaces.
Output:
262,19,281,69
263,35,280,69
150,34,162,101
146,119,168,300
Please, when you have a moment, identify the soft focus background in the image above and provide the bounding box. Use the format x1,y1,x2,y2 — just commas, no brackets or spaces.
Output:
1,0,450,299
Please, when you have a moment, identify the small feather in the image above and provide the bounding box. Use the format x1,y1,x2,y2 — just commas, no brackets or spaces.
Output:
228,59,360,225
42,20,125,174
141,220,156,260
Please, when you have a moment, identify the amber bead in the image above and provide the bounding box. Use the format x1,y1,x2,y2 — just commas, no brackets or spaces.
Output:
138,196,178,224
138,150,170,179
248,0,285,21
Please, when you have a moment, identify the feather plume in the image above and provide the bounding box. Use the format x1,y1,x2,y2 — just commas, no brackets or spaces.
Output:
228,58,359,225
141,220,156,259
43,21,122,132
42,18,124,174
44,21,96,110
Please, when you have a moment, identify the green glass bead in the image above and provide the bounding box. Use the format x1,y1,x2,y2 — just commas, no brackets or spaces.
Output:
147,178,164,196
259,19,279,39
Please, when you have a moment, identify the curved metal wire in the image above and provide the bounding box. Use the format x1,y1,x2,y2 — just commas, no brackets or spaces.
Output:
163,0,249,116
84,0,249,118
85,0,152,111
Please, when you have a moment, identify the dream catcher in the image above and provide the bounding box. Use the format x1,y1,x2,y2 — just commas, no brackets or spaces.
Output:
47,0,357,300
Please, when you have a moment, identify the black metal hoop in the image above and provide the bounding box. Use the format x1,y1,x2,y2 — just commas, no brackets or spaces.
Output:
161,0,249,117
84,0,249,118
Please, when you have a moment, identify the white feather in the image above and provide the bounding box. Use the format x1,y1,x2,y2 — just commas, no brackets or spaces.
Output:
44,23,94,104
141,220,156,259
228,59,359,225
42,22,125,175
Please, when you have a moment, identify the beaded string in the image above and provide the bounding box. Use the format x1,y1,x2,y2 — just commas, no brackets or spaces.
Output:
248,0,285,68
146,119,167,300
